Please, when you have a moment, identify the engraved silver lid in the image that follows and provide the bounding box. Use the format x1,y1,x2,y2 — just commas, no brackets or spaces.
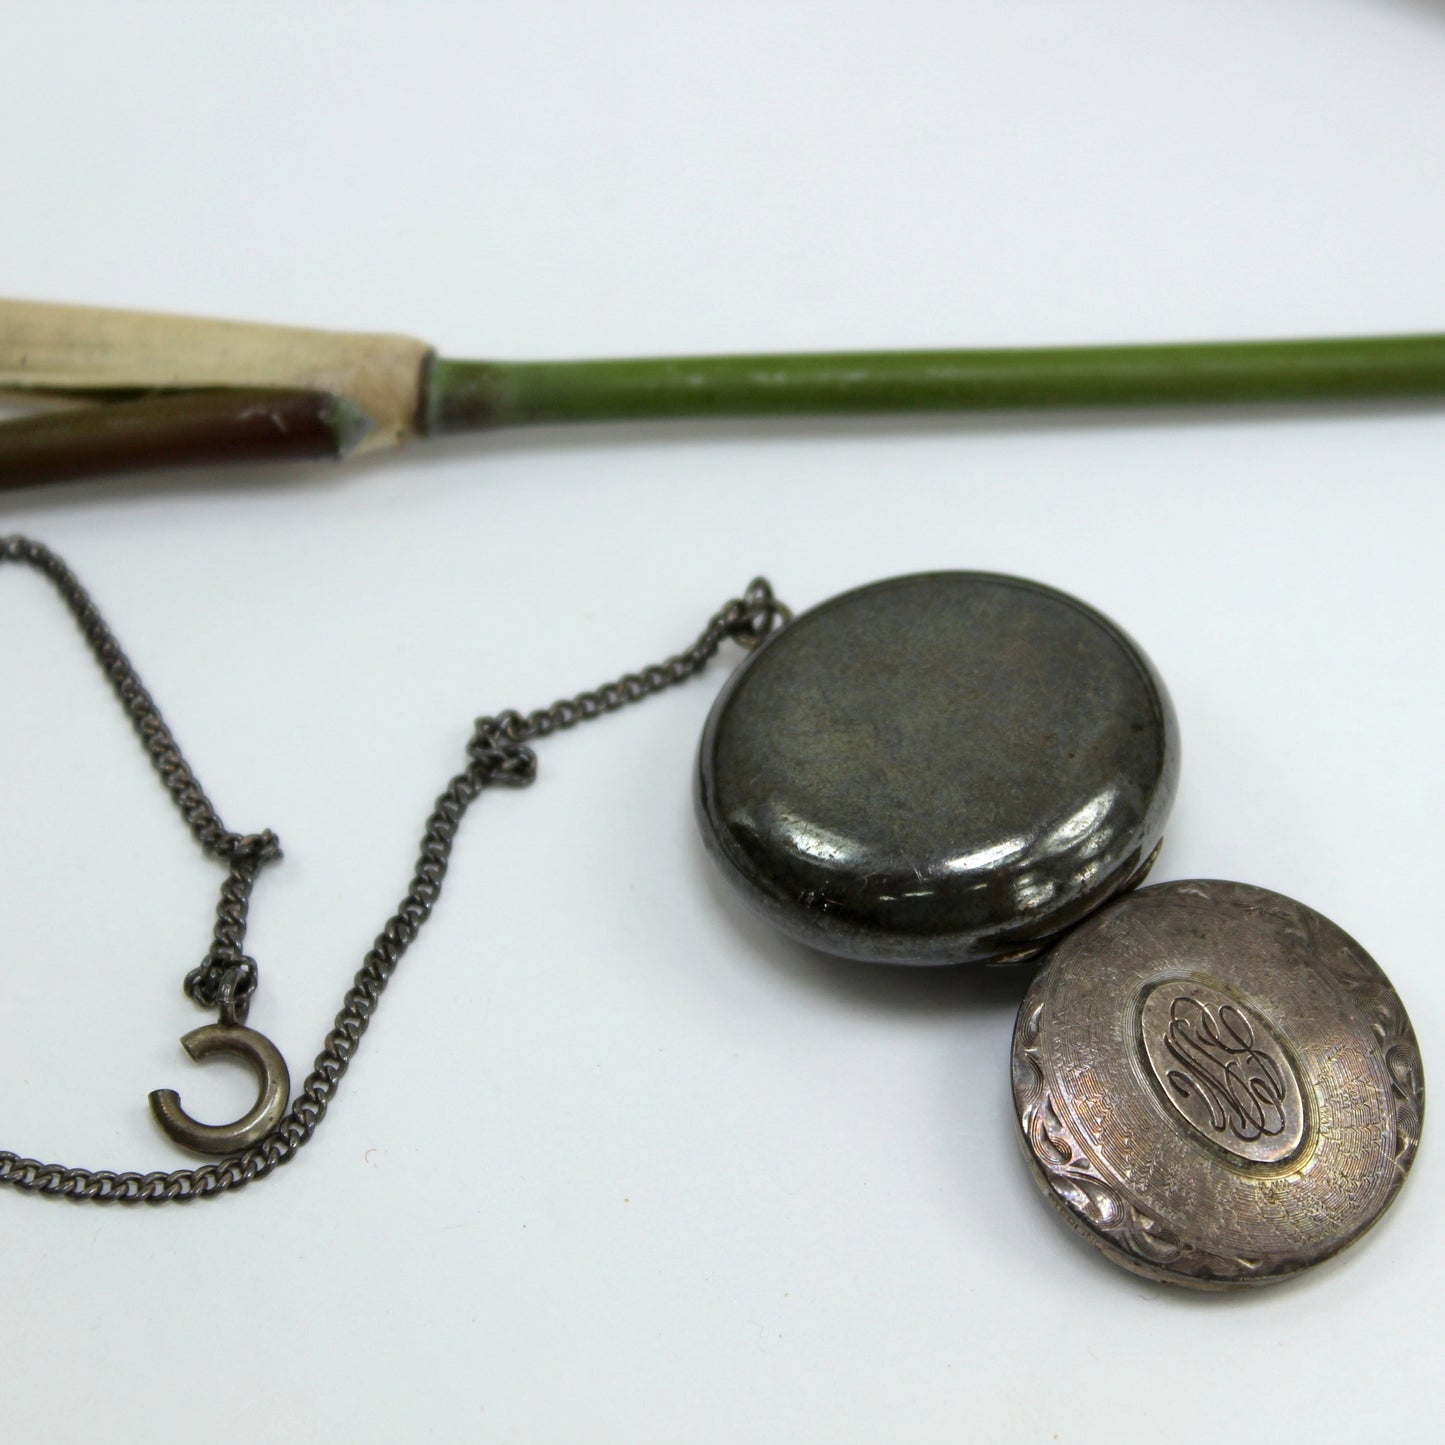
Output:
1012,879,1424,1289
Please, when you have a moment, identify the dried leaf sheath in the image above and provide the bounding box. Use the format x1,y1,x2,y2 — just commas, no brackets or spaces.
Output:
0,299,432,451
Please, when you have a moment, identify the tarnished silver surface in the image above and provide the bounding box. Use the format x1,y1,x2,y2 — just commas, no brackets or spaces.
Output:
1013,879,1424,1289
149,1024,293,1156
697,572,1179,966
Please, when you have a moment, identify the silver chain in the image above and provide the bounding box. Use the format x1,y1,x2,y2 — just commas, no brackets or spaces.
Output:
0,535,789,1203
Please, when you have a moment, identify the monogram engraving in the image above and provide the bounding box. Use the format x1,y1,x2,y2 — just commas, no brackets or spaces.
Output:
1141,982,1305,1165
1165,997,1284,1140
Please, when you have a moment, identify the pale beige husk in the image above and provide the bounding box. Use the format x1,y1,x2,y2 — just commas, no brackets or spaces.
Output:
0,298,432,454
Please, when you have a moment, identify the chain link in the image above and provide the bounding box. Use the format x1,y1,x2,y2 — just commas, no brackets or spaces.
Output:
0,536,281,1024
0,535,788,1203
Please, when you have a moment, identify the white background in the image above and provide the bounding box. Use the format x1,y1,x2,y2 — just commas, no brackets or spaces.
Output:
2,3,1443,1441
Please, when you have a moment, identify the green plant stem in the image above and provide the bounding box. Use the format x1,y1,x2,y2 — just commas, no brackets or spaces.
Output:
424,334,1445,434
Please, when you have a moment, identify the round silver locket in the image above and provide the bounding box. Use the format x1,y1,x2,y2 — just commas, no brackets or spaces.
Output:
694,571,1423,1289
696,573,1179,965
1014,878,1422,1288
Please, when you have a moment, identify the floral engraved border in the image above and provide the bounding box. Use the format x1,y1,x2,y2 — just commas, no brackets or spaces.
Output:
1016,998,1282,1284
1355,979,1424,1174
1269,891,1426,1178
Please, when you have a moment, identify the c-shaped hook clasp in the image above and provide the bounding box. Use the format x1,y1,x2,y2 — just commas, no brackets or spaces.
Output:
148,1024,291,1156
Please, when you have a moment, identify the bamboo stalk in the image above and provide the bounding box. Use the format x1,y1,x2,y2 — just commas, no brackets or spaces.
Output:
4,297,1445,487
